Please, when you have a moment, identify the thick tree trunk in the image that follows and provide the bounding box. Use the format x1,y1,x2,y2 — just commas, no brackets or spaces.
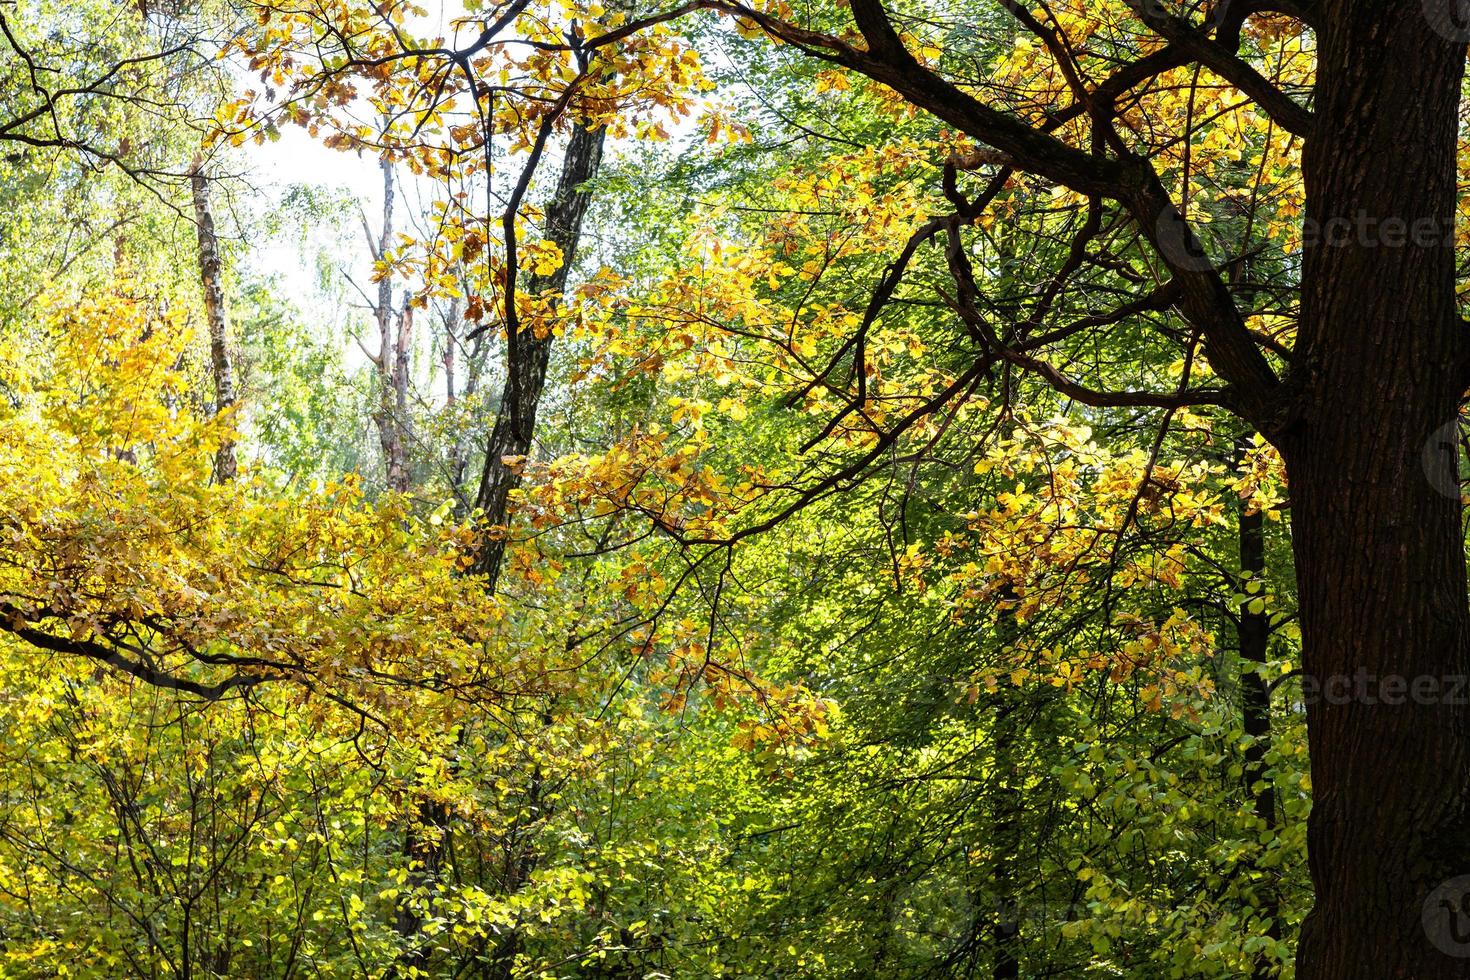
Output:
189,161,237,484
1289,4,1470,976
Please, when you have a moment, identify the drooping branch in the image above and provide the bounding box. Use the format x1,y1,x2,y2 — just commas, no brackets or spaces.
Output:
0,603,274,700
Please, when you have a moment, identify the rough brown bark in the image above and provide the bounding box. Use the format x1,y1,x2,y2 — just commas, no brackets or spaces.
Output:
189,160,237,484
1285,4,1470,976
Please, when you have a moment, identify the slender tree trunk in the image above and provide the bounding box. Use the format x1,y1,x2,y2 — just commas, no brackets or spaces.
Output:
988,584,1022,979
486,757,547,980
439,280,485,506
391,799,450,973
472,122,606,588
189,160,237,483
1236,437,1279,979
372,156,411,493
990,693,1020,980
1289,5,1470,976
393,291,414,483
443,292,464,494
